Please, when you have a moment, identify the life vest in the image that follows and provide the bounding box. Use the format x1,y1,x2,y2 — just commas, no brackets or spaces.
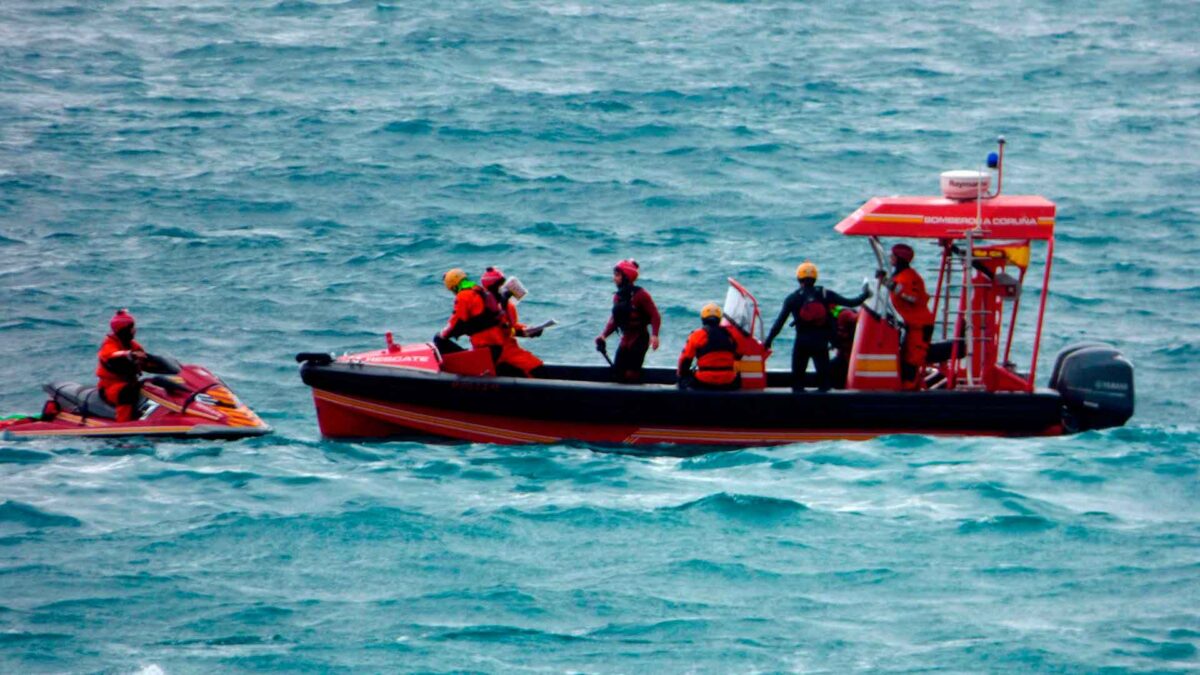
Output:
794,286,830,328
96,334,143,386
458,286,508,336
611,285,646,334
694,325,737,385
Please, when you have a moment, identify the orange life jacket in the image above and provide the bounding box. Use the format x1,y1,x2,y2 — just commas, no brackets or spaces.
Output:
683,325,738,385
449,285,508,348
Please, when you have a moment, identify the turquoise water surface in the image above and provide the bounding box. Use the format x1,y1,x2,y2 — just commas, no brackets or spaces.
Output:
2,0,1199,671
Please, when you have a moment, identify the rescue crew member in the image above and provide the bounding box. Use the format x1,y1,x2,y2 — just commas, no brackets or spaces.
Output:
595,259,660,384
480,266,546,377
829,307,859,389
764,262,869,392
435,268,509,365
96,309,150,422
881,243,935,390
677,303,740,390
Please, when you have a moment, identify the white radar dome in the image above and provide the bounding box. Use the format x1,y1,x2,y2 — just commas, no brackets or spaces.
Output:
940,170,990,200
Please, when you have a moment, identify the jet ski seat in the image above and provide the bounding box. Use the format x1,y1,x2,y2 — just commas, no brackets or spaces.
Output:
42,381,146,420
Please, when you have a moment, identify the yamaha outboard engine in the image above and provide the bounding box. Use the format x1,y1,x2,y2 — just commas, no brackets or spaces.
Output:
1050,343,1135,432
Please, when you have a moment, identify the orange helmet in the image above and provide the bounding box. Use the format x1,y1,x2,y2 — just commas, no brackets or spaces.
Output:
443,268,467,291
795,261,818,281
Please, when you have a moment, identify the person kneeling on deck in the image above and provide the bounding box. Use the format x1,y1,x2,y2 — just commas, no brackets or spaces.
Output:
595,259,661,384
677,303,741,391
96,309,153,422
764,262,869,392
434,268,509,367
480,266,546,378
880,243,934,391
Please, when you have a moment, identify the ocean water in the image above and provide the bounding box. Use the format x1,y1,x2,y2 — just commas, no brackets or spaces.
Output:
2,0,1199,671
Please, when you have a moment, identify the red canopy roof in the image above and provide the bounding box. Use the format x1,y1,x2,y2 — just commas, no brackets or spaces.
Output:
834,195,1056,240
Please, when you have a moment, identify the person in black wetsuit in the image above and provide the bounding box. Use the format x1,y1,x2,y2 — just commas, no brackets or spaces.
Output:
764,261,870,392
595,259,661,383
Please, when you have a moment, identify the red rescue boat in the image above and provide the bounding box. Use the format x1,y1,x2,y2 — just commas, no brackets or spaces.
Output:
297,140,1134,446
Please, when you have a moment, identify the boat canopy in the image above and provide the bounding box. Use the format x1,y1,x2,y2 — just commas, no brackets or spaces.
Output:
834,195,1056,241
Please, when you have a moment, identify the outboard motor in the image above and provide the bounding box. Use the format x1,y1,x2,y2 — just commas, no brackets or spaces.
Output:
1050,343,1135,431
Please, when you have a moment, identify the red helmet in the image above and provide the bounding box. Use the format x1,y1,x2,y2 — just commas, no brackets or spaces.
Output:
480,266,506,289
891,243,915,263
110,308,135,334
614,259,640,283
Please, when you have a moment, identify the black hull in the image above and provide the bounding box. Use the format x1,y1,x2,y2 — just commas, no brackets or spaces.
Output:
300,362,1067,445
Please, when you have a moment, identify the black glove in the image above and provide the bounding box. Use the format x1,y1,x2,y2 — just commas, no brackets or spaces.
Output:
525,327,544,338
595,336,606,351
763,339,773,352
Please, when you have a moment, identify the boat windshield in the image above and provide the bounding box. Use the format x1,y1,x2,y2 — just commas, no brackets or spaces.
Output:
722,284,755,335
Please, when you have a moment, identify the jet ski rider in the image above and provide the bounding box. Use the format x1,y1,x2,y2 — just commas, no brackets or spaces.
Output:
764,261,870,392
677,303,741,390
479,266,546,378
595,259,661,384
96,309,152,422
435,268,510,366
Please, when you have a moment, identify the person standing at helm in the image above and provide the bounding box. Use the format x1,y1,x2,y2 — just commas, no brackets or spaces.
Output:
480,266,546,377
677,303,741,390
881,243,935,390
764,261,869,392
595,259,660,384
435,268,509,363
96,309,150,422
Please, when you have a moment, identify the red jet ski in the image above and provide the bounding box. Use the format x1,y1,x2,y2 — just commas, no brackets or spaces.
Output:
0,354,270,440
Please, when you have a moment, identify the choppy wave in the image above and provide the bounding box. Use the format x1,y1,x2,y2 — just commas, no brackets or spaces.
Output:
0,501,82,530
1,0,1198,671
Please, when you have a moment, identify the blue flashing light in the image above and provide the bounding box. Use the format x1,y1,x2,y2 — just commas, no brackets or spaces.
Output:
986,151,1000,169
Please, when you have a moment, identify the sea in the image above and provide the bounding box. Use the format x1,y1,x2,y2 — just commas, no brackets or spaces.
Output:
1,0,1198,671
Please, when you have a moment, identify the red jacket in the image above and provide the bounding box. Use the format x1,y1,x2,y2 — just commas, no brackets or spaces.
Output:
444,285,507,348
603,286,661,347
96,335,144,389
890,267,934,327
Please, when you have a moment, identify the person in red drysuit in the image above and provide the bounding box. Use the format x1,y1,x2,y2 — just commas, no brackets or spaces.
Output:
830,307,859,389
95,309,148,422
434,268,510,363
479,266,546,377
595,259,660,383
883,243,935,390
